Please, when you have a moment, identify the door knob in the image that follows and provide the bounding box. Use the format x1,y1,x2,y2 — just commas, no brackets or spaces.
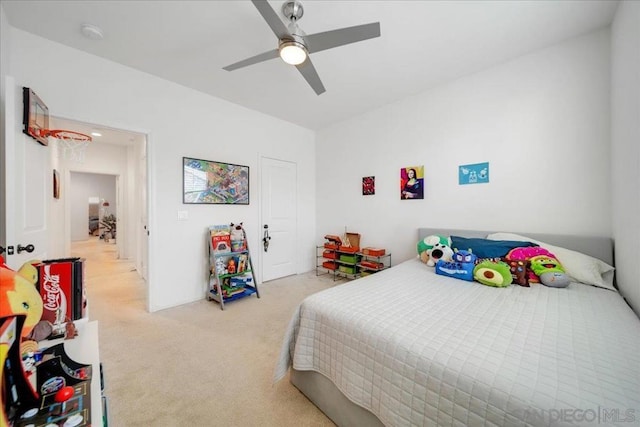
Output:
263,225,271,252
17,244,35,254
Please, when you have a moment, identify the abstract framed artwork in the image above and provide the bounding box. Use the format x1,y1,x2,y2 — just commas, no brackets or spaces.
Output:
400,166,424,199
362,176,375,195
183,157,249,205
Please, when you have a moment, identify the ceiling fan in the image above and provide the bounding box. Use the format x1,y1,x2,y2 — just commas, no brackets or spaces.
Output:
223,0,381,95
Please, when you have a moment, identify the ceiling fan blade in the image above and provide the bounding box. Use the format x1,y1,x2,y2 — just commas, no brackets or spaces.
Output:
223,49,280,71
296,58,326,95
305,22,380,54
251,0,290,40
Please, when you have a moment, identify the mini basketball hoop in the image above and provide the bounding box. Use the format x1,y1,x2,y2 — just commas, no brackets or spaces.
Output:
42,129,92,162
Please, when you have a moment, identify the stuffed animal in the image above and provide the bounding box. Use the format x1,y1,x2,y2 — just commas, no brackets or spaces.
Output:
215,257,227,276
227,259,236,275
230,222,244,241
417,235,453,266
505,259,529,287
0,256,43,339
435,249,477,281
473,260,513,287
506,246,557,283
529,255,570,288
230,223,246,251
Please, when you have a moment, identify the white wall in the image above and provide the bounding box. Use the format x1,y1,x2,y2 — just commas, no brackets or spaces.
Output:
69,172,117,241
611,1,640,316
8,28,316,312
317,29,612,263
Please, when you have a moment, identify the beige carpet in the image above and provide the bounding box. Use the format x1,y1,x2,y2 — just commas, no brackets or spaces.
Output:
71,237,339,426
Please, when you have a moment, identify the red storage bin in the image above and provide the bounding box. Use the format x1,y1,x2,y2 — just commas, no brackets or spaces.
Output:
362,247,386,257
322,250,337,259
322,261,337,270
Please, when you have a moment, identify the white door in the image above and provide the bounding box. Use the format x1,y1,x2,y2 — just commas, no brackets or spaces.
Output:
115,175,121,258
1,77,50,269
260,157,297,282
139,140,149,280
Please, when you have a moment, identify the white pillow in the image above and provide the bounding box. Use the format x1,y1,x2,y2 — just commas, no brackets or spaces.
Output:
487,232,616,291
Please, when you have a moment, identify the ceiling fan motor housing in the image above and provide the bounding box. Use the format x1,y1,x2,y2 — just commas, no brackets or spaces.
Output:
282,1,304,22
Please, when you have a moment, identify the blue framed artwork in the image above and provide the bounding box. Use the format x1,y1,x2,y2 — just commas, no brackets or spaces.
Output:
459,162,489,185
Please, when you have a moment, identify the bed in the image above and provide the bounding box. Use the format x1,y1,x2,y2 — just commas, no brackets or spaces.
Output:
274,228,640,426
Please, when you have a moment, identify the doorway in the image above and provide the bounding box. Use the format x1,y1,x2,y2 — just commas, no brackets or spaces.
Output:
52,116,149,305
69,173,117,242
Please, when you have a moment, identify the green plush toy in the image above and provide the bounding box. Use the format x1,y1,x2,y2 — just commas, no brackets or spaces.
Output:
417,235,452,266
529,255,570,288
473,260,513,287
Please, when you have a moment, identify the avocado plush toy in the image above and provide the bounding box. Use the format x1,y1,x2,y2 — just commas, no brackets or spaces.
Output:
473,260,513,287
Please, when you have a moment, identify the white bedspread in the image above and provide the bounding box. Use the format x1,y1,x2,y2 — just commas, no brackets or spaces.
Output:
275,259,640,426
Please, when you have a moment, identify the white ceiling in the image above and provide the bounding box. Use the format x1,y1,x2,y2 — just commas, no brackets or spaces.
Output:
3,0,619,130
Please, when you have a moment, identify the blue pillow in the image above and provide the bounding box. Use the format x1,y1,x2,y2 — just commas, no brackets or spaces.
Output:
450,236,537,259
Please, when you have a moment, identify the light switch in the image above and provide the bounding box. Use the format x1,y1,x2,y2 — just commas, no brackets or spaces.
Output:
177,210,189,221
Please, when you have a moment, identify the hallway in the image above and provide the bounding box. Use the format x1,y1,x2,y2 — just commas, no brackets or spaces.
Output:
71,237,146,319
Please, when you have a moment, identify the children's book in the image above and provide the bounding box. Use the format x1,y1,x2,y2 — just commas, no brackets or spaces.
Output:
210,224,231,254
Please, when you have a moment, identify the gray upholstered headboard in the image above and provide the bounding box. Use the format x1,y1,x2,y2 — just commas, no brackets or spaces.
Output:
418,228,614,266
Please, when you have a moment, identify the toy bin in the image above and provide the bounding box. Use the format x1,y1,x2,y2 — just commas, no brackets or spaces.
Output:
362,247,385,256
339,265,356,274
360,260,384,270
322,261,337,270
339,254,358,263
322,250,337,259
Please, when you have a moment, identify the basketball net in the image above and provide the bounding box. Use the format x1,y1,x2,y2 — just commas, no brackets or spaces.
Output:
42,129,92,163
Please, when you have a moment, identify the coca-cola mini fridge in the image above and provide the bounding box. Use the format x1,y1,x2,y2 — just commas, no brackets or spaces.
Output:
36,258,86,326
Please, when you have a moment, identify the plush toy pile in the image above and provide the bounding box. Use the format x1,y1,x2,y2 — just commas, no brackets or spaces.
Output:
417,235,570,289
504,246,569,287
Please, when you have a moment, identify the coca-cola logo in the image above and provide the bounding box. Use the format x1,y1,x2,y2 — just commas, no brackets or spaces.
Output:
42,265,66,323
43,282,61,310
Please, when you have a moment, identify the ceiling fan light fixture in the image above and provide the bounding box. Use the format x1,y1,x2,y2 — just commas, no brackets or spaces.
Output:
279,41,307,65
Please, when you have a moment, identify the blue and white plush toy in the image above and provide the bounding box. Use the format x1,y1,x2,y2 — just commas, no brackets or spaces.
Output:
435,249,477,281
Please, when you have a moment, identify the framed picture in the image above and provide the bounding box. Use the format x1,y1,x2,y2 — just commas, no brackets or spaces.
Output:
400,166,424,200
183,157,249,205
362,176,375,195
53,169,60,199
459,162,489,185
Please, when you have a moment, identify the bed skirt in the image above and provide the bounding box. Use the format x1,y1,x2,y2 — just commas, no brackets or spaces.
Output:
291,368,385,427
